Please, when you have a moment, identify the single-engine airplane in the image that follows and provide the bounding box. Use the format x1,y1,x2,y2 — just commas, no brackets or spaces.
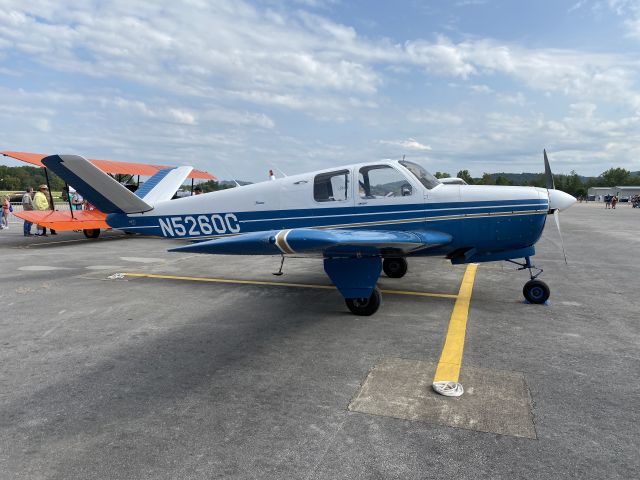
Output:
42,150,575,315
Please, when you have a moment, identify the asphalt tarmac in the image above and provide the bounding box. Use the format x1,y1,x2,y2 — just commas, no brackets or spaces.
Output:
1,202,638,479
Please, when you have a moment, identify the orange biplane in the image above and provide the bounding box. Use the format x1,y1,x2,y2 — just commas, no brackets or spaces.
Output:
2,151,215,238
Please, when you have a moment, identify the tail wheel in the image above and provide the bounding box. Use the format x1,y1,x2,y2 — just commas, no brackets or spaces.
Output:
345,288,381,316
83,228,101,239
383,258,408,278
523,279,550,304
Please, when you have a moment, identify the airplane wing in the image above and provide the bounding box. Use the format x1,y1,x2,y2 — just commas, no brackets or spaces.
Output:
169,228,452,256
14,210,108,231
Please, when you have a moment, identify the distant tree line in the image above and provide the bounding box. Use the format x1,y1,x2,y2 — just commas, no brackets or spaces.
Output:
0,165,66,191
436,167,640,198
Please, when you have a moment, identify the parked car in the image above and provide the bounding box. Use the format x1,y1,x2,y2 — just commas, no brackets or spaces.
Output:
9,191,27,203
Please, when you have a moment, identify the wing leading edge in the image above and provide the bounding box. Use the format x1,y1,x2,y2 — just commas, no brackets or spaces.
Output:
169,228,452,256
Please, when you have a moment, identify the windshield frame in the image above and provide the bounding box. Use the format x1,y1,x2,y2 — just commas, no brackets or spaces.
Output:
398,160,441,190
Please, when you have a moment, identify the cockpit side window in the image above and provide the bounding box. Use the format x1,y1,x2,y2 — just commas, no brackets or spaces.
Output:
399,160,440,189
358,165,414,199
313,170,350,202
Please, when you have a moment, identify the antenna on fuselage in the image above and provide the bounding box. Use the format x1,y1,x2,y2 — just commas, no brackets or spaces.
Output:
272,166,288,178
217,165,242,188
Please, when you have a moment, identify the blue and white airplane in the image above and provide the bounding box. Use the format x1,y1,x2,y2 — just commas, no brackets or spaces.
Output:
42,151,575,315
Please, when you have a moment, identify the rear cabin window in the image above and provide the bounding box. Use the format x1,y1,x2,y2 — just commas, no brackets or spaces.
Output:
313,170,350,202
358,165,414,199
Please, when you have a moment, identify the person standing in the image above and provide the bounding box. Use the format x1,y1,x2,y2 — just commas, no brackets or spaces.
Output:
22,187,34,235
71,191,84,210
33,185,50,236
1,196,11,229
612,195,618,209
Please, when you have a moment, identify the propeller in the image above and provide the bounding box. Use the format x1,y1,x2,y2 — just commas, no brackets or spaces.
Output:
553,209,568,264
543,149,575,264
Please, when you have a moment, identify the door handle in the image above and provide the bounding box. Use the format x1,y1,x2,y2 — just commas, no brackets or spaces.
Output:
357,201,367,205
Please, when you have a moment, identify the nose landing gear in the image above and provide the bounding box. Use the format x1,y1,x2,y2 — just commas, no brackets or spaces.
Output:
507,256,550,304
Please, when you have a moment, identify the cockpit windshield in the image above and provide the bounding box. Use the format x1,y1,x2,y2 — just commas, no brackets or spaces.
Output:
399,160,440,189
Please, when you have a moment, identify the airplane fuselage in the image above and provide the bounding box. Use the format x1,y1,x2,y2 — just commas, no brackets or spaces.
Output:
106,160,550,262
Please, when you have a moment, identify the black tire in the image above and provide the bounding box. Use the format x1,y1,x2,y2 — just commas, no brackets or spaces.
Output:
523,279,550,304
83,228,101,239
383,258,408,278
345,288,381,316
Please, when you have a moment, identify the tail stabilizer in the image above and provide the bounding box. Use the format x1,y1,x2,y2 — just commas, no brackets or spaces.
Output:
135,166,193,204
42,154,153,214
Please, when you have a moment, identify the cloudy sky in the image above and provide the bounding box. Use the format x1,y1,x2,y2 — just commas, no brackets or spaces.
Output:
1,0,639,180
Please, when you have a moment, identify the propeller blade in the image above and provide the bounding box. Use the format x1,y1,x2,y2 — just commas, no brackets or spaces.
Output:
553,209,568,264
544,149,555,191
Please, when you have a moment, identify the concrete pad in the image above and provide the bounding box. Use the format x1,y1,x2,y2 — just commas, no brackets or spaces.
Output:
349,357,536,439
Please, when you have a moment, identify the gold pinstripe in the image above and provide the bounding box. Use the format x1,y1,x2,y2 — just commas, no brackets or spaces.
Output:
275,229,295,254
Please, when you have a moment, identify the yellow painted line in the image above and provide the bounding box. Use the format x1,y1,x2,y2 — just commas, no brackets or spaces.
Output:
379,289,457,299
122,272,458,299
433,264,478,383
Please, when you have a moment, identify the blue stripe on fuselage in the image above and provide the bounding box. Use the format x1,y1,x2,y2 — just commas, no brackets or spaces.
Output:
106,198,548,257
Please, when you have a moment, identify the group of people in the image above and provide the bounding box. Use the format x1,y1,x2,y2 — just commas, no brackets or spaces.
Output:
604,194,619,209
0,184,59,236
21,185,57,236
2,185,99,236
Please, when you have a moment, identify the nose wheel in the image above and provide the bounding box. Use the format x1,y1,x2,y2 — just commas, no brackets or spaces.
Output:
507,256,550,304
523,279,550,304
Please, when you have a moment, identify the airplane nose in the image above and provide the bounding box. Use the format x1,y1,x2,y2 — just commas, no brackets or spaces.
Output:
548,189,577,211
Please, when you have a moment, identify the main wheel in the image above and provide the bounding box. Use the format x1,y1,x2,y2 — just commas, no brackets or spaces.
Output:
523,279,550,304
345,288,381,316
83,228,101,239
383,258,408,278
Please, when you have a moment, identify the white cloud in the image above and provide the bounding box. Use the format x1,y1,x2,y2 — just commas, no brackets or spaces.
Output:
379,138,432,151
497,92,528,106
470,84,492,94
407,109,464,126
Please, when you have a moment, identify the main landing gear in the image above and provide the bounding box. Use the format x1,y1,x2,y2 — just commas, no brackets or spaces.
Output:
507,256,550,304
83,228,101,239
382,258,408,278
345,288,381,316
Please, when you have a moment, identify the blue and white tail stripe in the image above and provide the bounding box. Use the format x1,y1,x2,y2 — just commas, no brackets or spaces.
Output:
135,166,193,205
135,168,174,198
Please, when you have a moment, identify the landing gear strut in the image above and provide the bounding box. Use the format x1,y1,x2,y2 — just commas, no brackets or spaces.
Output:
506,256,550,304
383,258,408,278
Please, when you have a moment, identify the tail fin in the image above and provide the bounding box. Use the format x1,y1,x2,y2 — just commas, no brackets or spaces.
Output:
42,154,153,214
135,166,193,204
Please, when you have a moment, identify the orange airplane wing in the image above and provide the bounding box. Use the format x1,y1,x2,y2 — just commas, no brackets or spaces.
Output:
14,210,109,231
1,151,216,180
